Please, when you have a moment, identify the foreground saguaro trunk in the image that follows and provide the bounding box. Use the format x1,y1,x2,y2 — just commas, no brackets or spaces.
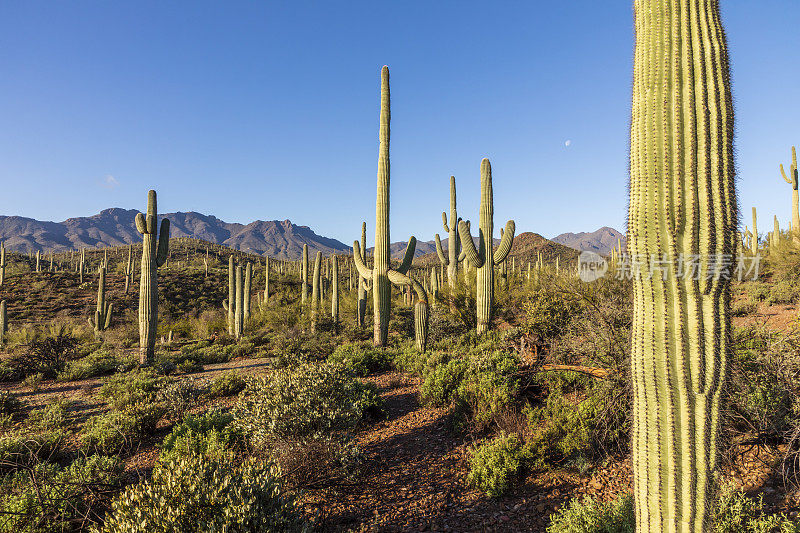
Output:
352,65,427,348
136,190,170,365
628,1,736,530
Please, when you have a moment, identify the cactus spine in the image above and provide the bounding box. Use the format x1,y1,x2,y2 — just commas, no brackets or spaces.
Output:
457,159,515,335
780,146,799,244
352,66,426,348
135,190,170,365
434,176,465,289
628,1,735,529
88,265,113,333
302,244,309,305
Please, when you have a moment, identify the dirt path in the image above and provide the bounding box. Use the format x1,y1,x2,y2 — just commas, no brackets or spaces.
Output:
300,371,633,532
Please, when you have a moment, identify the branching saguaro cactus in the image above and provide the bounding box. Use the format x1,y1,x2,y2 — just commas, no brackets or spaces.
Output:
243,262,252,325
434,176,465,289
357,222,369,327
135,190,170,365
124,244,133,294
780,146,799,244
457,159,515,335
352,65,427,348
628,1,736,529
88,265,113,333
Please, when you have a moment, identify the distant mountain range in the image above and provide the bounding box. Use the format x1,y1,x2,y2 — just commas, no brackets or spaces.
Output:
0,209,350,260
551,226,625,255
0,207,624,261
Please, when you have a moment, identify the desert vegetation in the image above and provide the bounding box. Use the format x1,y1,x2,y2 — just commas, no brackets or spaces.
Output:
1,2,800,532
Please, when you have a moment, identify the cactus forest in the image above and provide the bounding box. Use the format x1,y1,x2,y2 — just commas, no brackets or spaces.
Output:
1,1,799,532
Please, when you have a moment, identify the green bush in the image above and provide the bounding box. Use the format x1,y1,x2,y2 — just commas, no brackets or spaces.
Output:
546,493,635,533
99,369,168,410
234,362,382,444
767,280,800,305
745,281,771,303
207,370,247,398
82,404,166,455
713,480,799,532
0,390,23,418
160,409,243,464
0,428,66,468
328,342,392,376
57,349,132,381
0,455,123,533
467,433,526,497
420,357,468,407
98,454,308,532
27,398,71,430
453,350,521,432
522,289,578,340
156,377,206,418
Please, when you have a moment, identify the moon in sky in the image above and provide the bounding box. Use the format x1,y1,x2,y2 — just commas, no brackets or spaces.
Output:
564,139,572,147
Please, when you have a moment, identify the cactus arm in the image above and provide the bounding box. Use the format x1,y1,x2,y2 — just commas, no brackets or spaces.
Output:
441,212,450,233
458,250,466,262
493,220,515,265
388,270,427,305
352,241,373,279
780,164,792,184
155,219,170,267
457,219,483,268
222,300,229,311
395,236,416,275
104,303,113,330
434,234,449,265
135,213,147,234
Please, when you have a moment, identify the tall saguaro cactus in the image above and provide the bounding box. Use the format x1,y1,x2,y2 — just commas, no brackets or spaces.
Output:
135,190,170,365
124,244,133,294
302,244,309,305
751,207,758,254
0,242,6,286
225,256,235,335
457,159,515,335
88,265,113,333
628,1,736,530
357,222,369,327
311,251,321,332
434,175,465,289
0,300,6,345
780,146,799,244
352,65,427,348
331,254,339,329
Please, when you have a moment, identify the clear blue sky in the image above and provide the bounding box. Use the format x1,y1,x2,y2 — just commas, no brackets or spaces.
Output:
1,1,798,245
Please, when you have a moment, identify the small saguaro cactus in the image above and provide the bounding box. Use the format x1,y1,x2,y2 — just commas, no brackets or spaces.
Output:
302,244,309,305
79,248,85,284
457,159,515,335
88,265,113,333
243,262,252,326
357,222,369,327
35,250,40,272
331,255,339,329
135,190,170,366
234,265,244,338
351,65,426,348
430,267,439,307
628,0,736,529
0,300,5,345
434,175,466,289
124,244,133,294
263,258,270,303
780,146,799,244
0,242,6,286
311,251,322,331
751,207,759,254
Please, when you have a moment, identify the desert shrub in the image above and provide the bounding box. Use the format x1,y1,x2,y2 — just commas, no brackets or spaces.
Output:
27,398,71,430
452,350,521,432
713,480,799,532
57,348,132,381
0,454,123,533
177,359,203,373
328,342,391,376
82,403,166,455
420,357,468,407
0,428,66,468
11,332,80,379
98,454,308,532
234,362,382,443
0,390,23,418
207,370,247,398
467,432,527,497
546,493,635,533
156,377,207,419
767,280,800,305
98,369,167,410
745,281,771,303
159,409,243,464
522,288,578,341
732,299,758,317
